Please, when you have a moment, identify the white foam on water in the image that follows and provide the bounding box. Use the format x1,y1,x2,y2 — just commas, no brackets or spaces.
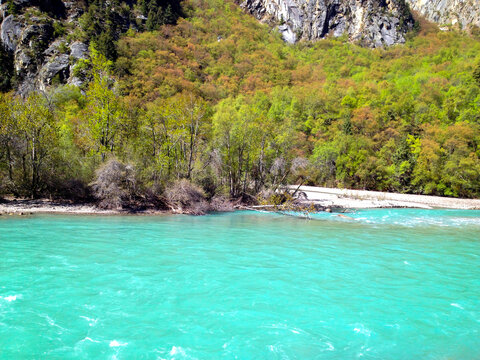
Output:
83,337,100,343
268,323,307,336
335,210,480,228
2,295,20,302
153,349,167,360
109,340,128,348
45,315,56,326
451,303,464,310
268,345,277,353
357,345,372,358
404,261,410,265
80,316,98,326
169,346,194,359
39,314,66,331
325,342,335,351
169,346,184,355
353,324,372,337
168,346,198,359
385,323,400,329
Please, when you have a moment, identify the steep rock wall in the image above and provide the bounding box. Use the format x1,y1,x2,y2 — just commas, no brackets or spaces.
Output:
405,0,480,29
0,0,175,94
239,0,415,47
0,0,87,93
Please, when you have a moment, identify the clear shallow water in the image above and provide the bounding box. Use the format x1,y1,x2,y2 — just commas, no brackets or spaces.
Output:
0,210,479,359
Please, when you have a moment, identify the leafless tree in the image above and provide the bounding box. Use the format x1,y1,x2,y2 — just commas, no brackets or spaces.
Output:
164,179,209,215
91,159,136,209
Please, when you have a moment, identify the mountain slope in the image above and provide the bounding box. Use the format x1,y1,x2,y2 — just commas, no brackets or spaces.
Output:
114,0,480,197
1,0,480,200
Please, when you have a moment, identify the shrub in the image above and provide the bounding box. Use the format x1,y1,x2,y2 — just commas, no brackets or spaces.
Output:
91,159,136,209
164,179,209,215
47,178,91,202
53,22,66,38
210,195,234,212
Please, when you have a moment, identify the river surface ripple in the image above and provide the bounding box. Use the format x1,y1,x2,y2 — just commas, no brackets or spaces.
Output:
0,210,479,359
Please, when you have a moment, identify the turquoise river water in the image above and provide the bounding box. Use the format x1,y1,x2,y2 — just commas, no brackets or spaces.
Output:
1,209,480,359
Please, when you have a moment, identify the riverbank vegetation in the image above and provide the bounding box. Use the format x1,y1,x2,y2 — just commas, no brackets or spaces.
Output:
1,0,480,209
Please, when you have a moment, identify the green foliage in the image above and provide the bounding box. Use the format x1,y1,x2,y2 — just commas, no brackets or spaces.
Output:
53,21,66,38
72,58,90,80
0,46,14,92
141,0,182,28
145,4,178,30
77,0,183,60
138,91,210,184
58,42,69,54
79,1,127,60
212,92,297,197
473,63,480,87
1,0,480,200
81,48,125,160
0,92,58,197
112,0,480,198
7,0,19,15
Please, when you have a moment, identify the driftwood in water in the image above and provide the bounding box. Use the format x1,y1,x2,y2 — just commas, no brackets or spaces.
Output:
239,200,330,219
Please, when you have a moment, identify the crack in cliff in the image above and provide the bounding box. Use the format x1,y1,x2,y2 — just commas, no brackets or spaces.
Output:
320,3,339,38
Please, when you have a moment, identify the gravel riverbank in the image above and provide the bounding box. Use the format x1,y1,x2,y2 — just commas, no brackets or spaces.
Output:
286,186,480,210
2,187,480,216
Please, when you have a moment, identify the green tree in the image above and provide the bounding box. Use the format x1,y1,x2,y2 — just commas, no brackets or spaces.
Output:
82,48,125,161
0,93,16,193
473,63,480,87
141,92,209,182
13,93,58,198
0,46,14,92
212,96,268,197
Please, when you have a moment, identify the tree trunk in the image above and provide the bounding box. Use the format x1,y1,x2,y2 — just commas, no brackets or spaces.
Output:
6,141,13,182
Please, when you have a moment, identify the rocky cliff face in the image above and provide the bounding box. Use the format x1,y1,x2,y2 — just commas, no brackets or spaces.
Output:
0,0,182,94
405,0,480,29
0,0,147,94
0,0,90,94
239,0,415,47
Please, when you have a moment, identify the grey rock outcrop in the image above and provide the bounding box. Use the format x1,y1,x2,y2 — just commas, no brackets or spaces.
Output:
240,0,415,47
405,0,480,29
69,41,88,60
40,53,69,84
0,0,147,93
1,15,22,52
0,0,85,93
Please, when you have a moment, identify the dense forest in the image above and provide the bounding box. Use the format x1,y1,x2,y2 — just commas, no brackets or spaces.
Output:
1,0,480,209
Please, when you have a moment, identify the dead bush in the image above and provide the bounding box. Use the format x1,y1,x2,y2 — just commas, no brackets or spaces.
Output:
210,195,234,212
258,188,274,203
91,159,136,210
164,179,209,215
